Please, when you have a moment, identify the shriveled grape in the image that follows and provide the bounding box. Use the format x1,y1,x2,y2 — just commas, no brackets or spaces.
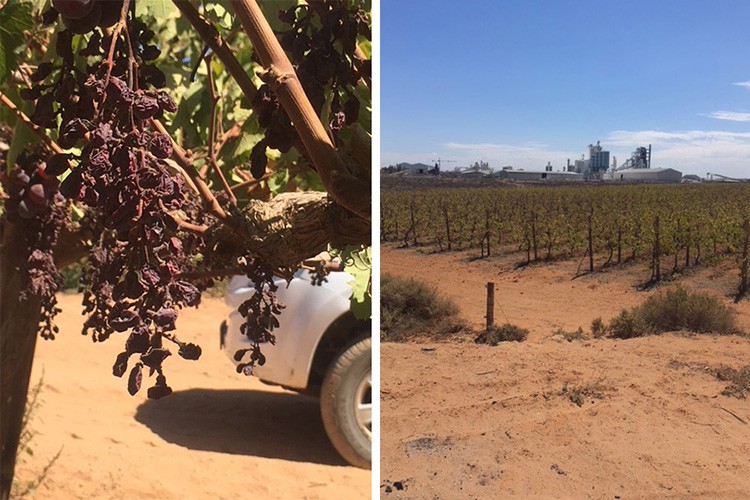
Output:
52,0,93,20
62,2,102,35
45,154,71,176
17,200,34,219
98,0,123,28
133,93,159,119
10,169,30,187
27,184,48,207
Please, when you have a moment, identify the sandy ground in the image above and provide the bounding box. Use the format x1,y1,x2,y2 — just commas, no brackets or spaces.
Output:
13,293,369,500
381,244,750,499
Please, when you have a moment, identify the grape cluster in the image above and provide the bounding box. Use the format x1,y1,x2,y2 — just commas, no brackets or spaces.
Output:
0,153,67,340
3,157,64,220
244,0,371,179
278,1,370,112
17,7,204,398
233,258,286,375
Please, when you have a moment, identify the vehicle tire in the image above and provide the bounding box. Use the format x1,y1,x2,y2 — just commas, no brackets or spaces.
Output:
320,335,372,469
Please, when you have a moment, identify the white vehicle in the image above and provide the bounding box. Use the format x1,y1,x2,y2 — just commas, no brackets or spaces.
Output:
222,268,372,468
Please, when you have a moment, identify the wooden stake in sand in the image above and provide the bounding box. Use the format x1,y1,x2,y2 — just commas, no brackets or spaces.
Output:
486,282,495,329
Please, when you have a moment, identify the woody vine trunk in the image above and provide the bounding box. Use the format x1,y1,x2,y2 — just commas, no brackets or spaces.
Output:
0,223,43,500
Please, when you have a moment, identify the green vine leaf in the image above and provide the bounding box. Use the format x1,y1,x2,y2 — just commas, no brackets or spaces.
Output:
223,116,264,167
267,168,290,195
0,1,33,84
203,2,234,33
135,0,179,21
335,245,372,320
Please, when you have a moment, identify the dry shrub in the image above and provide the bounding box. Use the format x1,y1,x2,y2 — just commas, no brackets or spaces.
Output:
638,286,739,334
475,323,528,345
608,286,741,339
553,326,587,342
715,365,750,399
561,376,608,407
381,274,466,341
608,309,653,339
590,317,609,339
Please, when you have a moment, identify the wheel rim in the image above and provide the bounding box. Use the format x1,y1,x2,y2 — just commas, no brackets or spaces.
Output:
354,370,372,441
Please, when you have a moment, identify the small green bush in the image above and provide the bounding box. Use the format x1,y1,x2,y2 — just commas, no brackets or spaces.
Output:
380,274,465,341
608,309,653,339
590,317,609,339
637,286,739,335
475,323,528,345
59,262,83,290
606,286,741,339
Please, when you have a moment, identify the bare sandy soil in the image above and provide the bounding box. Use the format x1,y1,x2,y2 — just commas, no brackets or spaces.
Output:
13,293,369,500
381,244,750,499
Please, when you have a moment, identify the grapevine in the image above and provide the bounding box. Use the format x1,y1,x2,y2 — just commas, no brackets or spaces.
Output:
1,1,371,494
1,0,371,391
382,183,750,290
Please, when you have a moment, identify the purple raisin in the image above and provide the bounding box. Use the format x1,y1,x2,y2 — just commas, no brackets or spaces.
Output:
149,133,172,159
133,93,159,119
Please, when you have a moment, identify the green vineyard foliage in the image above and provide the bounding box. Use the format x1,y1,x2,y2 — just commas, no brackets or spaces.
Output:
382,183,750,282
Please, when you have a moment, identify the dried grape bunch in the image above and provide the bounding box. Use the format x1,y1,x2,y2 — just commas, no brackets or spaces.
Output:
18,3,208,398
309,263,330,286
233,258,286,375
0,152,67,340
277,1,368,115
244,0,371,179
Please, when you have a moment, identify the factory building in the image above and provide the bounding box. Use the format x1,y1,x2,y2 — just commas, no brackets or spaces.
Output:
494,166,583,181
386,142,690,184
610,168,683,183
604,144,683,183
568,141,610,178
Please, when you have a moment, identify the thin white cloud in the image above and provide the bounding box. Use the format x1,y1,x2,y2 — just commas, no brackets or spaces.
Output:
440,142,580,171
380,150,439,168
382,142,581,172
733,81,750,89
607,130,750,145
706,111,750,122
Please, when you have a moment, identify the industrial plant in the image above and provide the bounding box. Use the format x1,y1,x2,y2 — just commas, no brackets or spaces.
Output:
488,141,683,183
383,140,747,183
603,144,683,183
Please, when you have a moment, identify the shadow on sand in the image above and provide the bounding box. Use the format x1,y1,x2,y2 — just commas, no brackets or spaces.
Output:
134,388,347,466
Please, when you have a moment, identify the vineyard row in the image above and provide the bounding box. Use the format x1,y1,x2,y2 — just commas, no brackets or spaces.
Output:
381,184,750,294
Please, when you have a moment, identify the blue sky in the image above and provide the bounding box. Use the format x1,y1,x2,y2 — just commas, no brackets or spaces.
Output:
381,0,750,178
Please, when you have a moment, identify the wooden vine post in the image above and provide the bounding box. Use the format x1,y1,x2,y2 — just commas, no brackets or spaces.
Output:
587,208,594,273
484,208,491,258
652,215,661,282
443,205,452,251
739,217,749,300
486,282,495,329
